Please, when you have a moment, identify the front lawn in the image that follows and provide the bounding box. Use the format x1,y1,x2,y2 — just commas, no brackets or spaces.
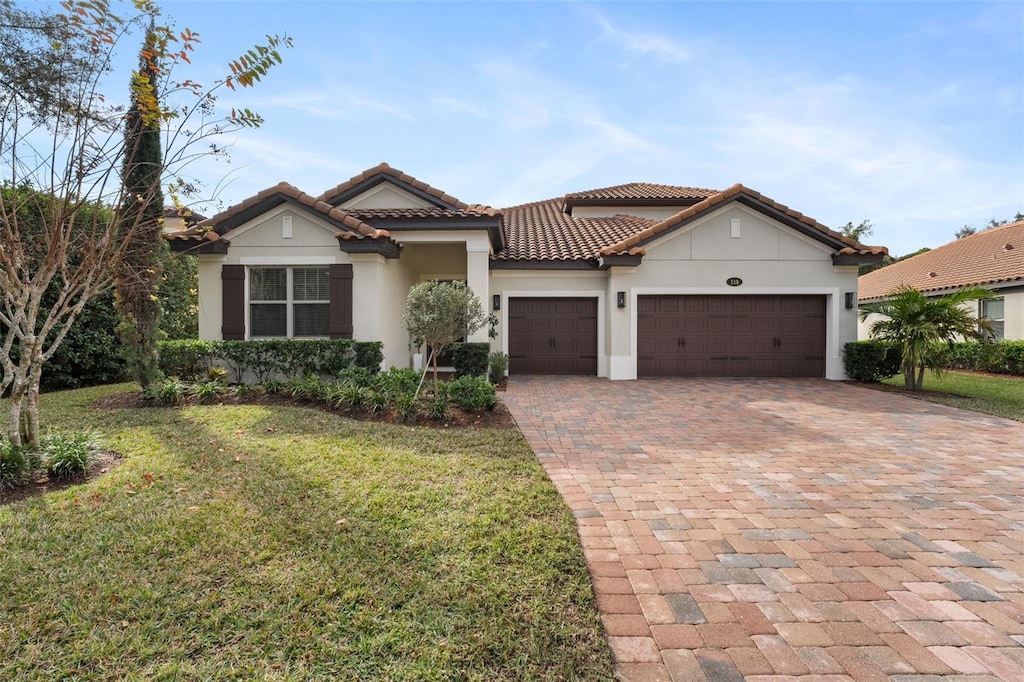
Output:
0,384,613,680
882,370,1024,422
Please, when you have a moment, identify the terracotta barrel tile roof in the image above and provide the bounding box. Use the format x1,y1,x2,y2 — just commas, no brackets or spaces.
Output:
165,181,395,245
597,184,887,258
495,198,654,262
859,220,1024,301
564,182,717,202
317,162,499,216
344,206,500,220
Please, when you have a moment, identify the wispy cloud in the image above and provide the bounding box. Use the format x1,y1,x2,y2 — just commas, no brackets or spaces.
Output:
584,8,691,64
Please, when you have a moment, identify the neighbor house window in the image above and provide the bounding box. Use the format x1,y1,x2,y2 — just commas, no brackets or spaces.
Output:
980,298,1004,340
249,266,330,338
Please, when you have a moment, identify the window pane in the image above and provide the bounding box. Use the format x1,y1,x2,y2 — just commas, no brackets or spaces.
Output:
982,298,1004,319
293,267,329,301
250,268,287,301
251,303,287,336
294,303,329,337
990,321,1005,341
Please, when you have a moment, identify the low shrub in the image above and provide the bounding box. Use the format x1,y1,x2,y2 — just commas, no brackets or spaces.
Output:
190,380,225,404
943,341,1024,376
288,374,328,401
146,378,188,406
392,392,420,423
330,384,372,411
336,367,375,388
158,340,213,381
488,351,508,385
447,375,497,411
43,431,99,480
0,440,30,489
156,339,384,384
373,367,421,398
843,341,902,382
427,387,450,422
453,342,490,378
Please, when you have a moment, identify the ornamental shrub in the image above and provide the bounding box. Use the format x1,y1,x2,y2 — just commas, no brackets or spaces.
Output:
158,339,213,380
43,431,99,479
453,342,490,378
843,341,902,383
488,351,508,384
447,375,497,411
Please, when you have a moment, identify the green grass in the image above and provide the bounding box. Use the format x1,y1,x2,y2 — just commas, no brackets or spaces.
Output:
883,370,1024,422
0,384,613,680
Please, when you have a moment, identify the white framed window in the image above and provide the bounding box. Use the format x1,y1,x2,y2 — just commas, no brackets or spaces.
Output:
980,298,1004,340
249,266,330,338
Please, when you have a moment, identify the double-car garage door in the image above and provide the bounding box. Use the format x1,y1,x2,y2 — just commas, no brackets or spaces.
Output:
508,295,825,377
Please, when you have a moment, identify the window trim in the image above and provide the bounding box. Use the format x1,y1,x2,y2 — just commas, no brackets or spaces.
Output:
247,265,331,339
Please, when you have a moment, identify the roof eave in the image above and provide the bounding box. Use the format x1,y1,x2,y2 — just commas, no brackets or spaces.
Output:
833,252,885,266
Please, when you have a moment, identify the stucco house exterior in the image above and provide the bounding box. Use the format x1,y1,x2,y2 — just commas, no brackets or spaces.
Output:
168,163,885,380
858,220,1024,341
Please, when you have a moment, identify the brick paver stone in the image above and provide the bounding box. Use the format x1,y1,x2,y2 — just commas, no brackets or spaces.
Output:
503,377,1024,681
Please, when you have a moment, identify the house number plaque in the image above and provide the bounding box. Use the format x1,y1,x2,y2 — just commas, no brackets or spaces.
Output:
726,277,743,286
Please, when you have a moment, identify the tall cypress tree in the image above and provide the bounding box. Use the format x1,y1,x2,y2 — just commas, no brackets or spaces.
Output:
116,20,166,389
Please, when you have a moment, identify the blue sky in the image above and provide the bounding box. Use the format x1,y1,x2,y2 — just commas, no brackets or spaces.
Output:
148,0,1022,256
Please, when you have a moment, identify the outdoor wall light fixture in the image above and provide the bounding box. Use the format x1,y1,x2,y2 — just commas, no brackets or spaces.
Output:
617,291,626,308
845,292,855,309
493,294,501,311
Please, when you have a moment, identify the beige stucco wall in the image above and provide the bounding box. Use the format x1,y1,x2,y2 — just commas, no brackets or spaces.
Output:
339,184,432,210
490,270,609,375
601,205,860,380
1003,287,1024,340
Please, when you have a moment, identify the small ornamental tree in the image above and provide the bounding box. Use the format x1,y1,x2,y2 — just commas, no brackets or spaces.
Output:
859,285,994,390
0,0,291,448
403,281,488,398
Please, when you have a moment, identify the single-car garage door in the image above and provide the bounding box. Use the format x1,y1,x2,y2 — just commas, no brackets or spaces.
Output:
509,297,597,375
638,295,825,377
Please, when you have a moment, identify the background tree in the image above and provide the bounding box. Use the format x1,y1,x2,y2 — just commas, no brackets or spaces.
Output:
404,281,489,398
839,219,873,242
0,0,290,448
859,285,993,390
116,20,166,388
955,212,1024,239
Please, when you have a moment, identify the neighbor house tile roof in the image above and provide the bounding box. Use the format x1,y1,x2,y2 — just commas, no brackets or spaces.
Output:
317,162,499,217
564,182,717,203
166,182,396,246
495,198,653,262
858,220,1024,301
595,184,887,258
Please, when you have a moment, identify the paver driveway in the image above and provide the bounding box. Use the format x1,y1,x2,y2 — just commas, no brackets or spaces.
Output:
504,376,1024,681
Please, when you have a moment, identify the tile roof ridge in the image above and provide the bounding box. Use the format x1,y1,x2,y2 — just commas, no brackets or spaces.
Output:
166,181,387,242
317,162,477,211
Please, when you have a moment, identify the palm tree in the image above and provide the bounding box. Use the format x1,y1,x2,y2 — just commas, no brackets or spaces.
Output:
859,285,994,390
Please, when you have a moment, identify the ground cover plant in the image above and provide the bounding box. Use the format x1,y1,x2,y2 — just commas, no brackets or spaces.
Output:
880,369,1024,422
0,384,612,679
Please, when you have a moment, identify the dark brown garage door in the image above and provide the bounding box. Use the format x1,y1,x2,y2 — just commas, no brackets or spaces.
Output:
638,295,825,377
509,297,598,375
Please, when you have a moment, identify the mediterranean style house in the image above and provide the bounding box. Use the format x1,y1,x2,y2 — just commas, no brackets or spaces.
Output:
168,163,886,380
858,220,1023,341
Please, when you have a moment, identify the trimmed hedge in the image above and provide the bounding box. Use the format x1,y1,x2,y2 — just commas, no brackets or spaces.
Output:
452,342,491,378
942,341,1024,376
157,339,383,383
843,341,902,383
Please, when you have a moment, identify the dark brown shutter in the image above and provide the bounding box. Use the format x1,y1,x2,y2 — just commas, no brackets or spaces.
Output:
221,265,246,340
329,263,353,339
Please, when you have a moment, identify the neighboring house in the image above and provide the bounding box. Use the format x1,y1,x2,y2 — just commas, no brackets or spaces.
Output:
162,207,207,234
168,163,885,380
858,220,1024,341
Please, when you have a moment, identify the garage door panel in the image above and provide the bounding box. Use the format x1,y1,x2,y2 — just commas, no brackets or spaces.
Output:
509,297,598,375
638,295,825,378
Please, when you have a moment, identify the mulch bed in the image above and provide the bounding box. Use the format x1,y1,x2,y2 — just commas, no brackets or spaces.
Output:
0,449,123,507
